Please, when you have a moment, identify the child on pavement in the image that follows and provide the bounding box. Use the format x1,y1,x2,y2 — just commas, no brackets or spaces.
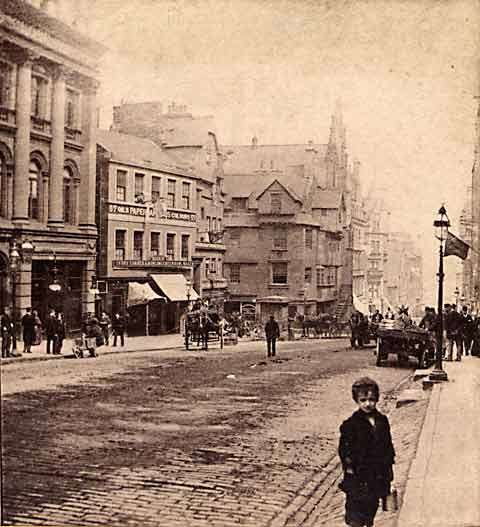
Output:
338,377,395,527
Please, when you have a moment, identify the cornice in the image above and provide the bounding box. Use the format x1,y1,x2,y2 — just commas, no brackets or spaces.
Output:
0,14,100,78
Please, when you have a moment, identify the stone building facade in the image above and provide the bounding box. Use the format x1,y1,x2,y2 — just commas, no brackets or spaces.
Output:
110,102,227,307
96,129,201,334
0,0,103,333
222,137,348,322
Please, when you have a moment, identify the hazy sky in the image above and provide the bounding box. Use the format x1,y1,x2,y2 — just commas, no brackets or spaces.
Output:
74,0,479,304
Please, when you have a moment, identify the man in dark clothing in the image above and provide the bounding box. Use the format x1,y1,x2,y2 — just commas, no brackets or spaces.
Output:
112,313,126,347
21,307,36,353
350,311,364,349
1,308,14,358
371,310,383,324
444,304,463,361
264,315,280,358
44,309,58,355
419,307,437,333
459,306,474,356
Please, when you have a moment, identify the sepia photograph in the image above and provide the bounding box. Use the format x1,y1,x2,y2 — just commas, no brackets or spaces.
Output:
0,0,479,525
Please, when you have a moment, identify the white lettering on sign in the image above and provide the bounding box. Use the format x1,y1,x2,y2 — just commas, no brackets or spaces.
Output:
108,203,196,222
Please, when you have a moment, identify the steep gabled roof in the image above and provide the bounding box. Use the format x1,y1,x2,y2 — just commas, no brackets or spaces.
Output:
222,143,327,176
96,129,192,177
312,189,344,209
256,178,303,203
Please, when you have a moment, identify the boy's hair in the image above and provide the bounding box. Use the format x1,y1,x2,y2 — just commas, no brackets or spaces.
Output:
352,377,380,402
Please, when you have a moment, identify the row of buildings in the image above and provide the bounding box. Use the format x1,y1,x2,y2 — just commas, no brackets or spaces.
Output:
0,0,423,337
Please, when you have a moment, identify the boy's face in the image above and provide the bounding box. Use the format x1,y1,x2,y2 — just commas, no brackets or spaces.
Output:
356,390,378,413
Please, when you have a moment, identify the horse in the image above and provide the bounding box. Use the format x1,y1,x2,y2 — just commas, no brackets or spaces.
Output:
186,312,220,350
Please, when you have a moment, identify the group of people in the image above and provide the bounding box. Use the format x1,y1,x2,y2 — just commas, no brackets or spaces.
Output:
0,307,128,359
419,303,480,361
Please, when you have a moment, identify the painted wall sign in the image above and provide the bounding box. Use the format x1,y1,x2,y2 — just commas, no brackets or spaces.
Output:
108,202,196,222
112,259,193,268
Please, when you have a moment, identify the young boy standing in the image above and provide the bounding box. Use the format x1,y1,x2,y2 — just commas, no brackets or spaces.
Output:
338,377,395,527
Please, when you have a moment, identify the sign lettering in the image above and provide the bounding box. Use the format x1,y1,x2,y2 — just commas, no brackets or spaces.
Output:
112,259,193,268
108,202,196,222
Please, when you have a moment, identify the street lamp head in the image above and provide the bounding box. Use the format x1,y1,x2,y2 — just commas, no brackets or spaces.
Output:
434,205,450,242
9,242,20,272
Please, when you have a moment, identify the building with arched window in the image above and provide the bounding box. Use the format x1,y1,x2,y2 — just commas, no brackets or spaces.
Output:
0,0,105,335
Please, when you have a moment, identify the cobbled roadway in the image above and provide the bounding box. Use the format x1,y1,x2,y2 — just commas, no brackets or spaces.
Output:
1,340,429,526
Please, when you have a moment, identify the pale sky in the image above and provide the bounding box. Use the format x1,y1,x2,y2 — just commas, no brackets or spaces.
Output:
72,0,479,305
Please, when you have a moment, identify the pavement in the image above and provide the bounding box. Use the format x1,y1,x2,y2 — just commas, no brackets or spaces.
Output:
397,355,480,527
0,332,187,363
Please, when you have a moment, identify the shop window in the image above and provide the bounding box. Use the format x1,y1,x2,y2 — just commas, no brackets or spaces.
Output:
151,232,160,257
133,231,143,260
116,170,127,201
230,263,240,283
166,233,175,260
181,181,190,209
181,234,189,259
272,262,288,284
28,161,40,220
115,230,126,260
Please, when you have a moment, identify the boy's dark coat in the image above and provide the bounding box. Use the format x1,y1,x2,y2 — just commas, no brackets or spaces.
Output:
339,409,395,497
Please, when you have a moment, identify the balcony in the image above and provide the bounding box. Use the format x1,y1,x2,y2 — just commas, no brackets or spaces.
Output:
65,127,82,143
31,116,51,135
0,106,15,127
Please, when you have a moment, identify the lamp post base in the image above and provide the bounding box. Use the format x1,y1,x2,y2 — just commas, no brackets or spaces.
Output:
429,369,449,382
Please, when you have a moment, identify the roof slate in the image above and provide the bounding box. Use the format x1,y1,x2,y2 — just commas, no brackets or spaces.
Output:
96,129,192,176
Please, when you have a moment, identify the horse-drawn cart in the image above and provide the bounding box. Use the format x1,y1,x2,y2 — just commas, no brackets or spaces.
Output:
184,307,223,351
375,321,435,368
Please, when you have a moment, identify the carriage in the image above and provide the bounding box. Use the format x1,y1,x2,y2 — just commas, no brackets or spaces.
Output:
184,307,223,350
375,321,435,368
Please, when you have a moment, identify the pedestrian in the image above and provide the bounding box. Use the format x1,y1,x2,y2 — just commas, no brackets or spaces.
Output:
338,377,395,527
1,307,14,358
21,307,36,353
99,311,111,345
371,309,383,324
459,305,473,356
32,309,43,346
83,317,103,357
112,312,126,347
384,307,395,320
264,315,280,358
350,310,364,349
44,309,57,355
444,304,463,361
54,311,66,354
471,313,480,357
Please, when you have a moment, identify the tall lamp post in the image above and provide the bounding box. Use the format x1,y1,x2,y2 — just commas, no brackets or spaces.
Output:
184,279,192,350
430,205,450,382
9,242,20,354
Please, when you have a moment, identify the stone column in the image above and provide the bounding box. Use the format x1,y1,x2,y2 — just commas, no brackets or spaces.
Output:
48,65,66,227
13,54,33,224
79,79,98,233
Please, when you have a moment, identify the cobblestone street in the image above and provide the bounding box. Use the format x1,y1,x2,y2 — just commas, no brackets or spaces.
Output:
1,340,429,526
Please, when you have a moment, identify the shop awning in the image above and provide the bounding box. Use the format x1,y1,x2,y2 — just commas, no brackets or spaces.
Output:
127,282,165,307
150,273,200,302
353,293,370,315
